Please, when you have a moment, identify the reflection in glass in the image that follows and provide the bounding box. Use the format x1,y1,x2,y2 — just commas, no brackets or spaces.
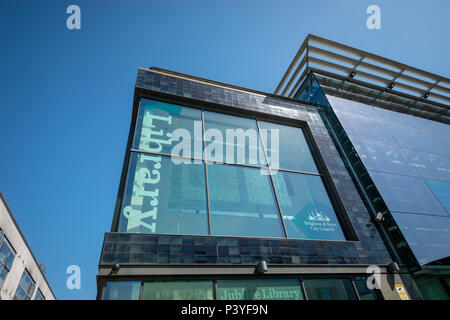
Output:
142,280,213,300
334,111,396,145
303,278,357,300
369,171,447,216
203,111,265,166
426,180,450,214
104,281,141,300
431,133,450,157
119,153,209,234
392,212,450,265
272,172,346,240
207,163,285,238
403,148,450,182
385,122,440,154
353,277,378,300
258,121,318,173
217,278,304,300
134,99,203,158
414,277,450,300
353,139,418,177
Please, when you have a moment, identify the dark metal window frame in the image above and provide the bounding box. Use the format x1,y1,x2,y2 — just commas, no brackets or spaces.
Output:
111,90,358,241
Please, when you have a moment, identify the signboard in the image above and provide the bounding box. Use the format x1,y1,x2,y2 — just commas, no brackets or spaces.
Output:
395,284,410,300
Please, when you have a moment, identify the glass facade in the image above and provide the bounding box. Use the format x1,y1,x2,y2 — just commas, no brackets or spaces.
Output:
104,277,377,300
302,278,357,300
117,98,347,241
143,280,214,300
327,95,450,265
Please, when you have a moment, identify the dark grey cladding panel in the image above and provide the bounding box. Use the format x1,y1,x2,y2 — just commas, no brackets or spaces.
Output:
105,68,393,266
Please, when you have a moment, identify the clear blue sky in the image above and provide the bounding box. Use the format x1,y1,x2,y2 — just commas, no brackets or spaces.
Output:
0,0,448,300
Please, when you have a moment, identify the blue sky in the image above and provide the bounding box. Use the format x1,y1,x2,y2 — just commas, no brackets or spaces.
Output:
0,0,448,300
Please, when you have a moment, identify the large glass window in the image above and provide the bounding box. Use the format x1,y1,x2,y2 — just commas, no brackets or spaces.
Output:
216,278,304,300
303,278,357,300
369,171,447,216
142,280,213,300
104,281,141,300
104,277,374,300
204,111,265,166
0,235,15,290
208,164,284,238
133,99,203,158
426,180,450,214
258,121,318,173
353,277,379,300
118,98,348,240
272,172,345,240
119,153,208,234
14,270,35,300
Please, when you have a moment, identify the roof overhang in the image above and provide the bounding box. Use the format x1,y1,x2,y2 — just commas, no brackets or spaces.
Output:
275,34,450,124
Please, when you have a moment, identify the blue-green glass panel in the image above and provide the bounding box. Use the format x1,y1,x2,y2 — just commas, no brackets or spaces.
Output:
404,149,450,182
303,278,357,300
369,171,447,216
142,280,213,300
207,163,284,238
426,180,450,214
134,99,203,158
272,171,346,240
119,153,208,234
104,281,141,300
392,212,450,265
353,277,378,300
203,111,266,166
258,121,318,173
334,111,396,145
353,139,419,177
217,278,304,300
385,122,440,154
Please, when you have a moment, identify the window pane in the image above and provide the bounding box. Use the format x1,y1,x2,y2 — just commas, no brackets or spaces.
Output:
0,240,13,266
334,111,396,146
134,99,203,158
119,153,209,235
303,278,357,300
404,149,450,182
353,139,419,177
104,281,141,300
0,268,8,289
142,280,213,300
258,121,318,173
217,278,304,300
353,277,379,300
207,163,285,238
203,111,265,166
392,212,450,265
426,180,450,214
369,171,447,216
385,122,440,154
272,172,346,240
34,290,44,300
414,277,449,300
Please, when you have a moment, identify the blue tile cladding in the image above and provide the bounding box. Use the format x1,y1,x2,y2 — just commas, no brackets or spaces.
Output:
99,69,393,266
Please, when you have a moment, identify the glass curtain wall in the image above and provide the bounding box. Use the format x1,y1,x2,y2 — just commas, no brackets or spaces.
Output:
326,95,450,265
